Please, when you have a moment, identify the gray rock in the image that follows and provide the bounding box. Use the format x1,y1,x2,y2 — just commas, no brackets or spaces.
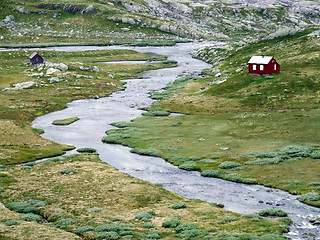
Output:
3,15,15,23
46,68,61,75
46,62,68,71
81,5,96,14
92,66,99,73
49,77,60,83
3,81,36,91
16,6,30,14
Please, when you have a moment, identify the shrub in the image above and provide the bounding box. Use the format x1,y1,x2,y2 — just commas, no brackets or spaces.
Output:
244,158,282,166
29,199,48,207
278,145,312,158
146,231,161,239
221,216,238,222
94,223,122,233
111,217,122,222
178,162,199,171
219,161,241,169
278,217,293,225
20,213,42,222
161,60,178,64
142,111,171,117
162,219,181,228
55,218,75,229
96,232,119,240
52,117,79,125
243,214,262,220
59,169,75,175
171,202,187,209
135,213,153,222
297,192,320,202
175,223,198,233
110,122,131,128
248,151,277,159
4,220,22,226
143,223,155,229
102,134,130,144
309,182,320,186
201,170,224,178
76,225,95,233
86,207,103,212
258,208,288,217
199,159,218,164
311,150,320,159
177,229,208,239
23,162,37,167
48,212,63,222
210,155,220,159
130,148,162,157
6,202,39,214
76,147,97,153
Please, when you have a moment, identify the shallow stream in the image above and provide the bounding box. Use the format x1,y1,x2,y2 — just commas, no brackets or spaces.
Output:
28,43,319,239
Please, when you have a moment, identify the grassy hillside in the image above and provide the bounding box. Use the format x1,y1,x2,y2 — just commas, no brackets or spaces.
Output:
104,29,320,207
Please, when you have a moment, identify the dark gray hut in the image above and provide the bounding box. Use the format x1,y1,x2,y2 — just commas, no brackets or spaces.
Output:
29,52,44,65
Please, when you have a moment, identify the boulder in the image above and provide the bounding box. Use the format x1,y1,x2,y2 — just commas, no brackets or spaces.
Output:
92,66,99,73
3,15,15,23
16,7,30,14
46,62,68,71
81,5,96,14
49,77,60,83
46,68,61,75
14,81,36,90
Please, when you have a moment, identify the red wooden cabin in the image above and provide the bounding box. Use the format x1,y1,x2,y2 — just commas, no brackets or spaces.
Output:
29,52,44,65
248,56,280,75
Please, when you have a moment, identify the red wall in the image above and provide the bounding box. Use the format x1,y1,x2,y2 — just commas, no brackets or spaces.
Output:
248,58,280,75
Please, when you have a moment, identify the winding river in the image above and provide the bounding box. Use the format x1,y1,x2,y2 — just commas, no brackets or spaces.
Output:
27,43,320,239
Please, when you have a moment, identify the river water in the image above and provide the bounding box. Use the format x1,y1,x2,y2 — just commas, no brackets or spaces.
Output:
28,43,319,239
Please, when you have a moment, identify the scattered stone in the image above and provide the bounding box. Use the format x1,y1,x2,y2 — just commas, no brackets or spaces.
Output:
81,5,96,14
3,15,15,23
2,81,36,91
92,66,99,73
215,72,222,77
46,68,61,75
93,95,100,99
46,62,68,71
16,6,30,14
49,77,60,83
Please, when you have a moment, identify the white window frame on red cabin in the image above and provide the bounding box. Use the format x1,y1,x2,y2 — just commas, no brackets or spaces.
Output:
252,64,256,70
274,64,277,71
260,65,264,71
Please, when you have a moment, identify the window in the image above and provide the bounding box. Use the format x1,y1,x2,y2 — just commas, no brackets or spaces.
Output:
260,65,264,71
252,64,256,71
274,64,277,71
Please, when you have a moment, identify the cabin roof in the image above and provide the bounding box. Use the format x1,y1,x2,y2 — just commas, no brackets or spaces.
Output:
248,56,273,65
29,52,40,59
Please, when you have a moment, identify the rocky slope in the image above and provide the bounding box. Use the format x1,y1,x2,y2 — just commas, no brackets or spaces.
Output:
0,0,319,44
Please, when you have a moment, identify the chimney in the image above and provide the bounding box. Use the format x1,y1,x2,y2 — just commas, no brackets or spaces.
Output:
262,55,264,58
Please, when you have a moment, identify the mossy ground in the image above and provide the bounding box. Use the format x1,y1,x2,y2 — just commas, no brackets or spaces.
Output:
0,49,171,165
104,30,320,207
0,154,287,239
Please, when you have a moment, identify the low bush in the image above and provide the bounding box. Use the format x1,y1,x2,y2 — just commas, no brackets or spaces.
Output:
55,218,75,229
221,216,238,223
171,202,187,209
52,117,80,125
244,158,282,166
243,214,262,220
311,150,320,159
178,162,199,171
76,225,95,233
102,134,130,144
59,169,75,175
278,145,312,158
177,229,208,239
219,161,241,169
161,60,178,64
20,213,42,222
76,147,97,153
48,212,63,222
110,122,131,128
162,219,181,228
135,212,153,222
147,231,161,239
297,192,320,202
6,202,39,214
29,199,48,207
278,217,293,225
96,232,120,240
175,223,198,233
258,208,288,217
198,159,218,164
4,220,23,226
111,217,122,222
86,207,103,212
130,148,162,157
309,182,320,186
248,151,278,159
23,162,37,167
94,223,122,233
201,170,224,178
143,223,155,229
210,155,220,159
142,111,171,117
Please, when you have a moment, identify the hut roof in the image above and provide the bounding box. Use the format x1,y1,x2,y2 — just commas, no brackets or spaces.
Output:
248,56,273,65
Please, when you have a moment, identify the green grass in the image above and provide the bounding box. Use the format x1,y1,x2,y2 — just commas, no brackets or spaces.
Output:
101,29,320,207
52,117,80,126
